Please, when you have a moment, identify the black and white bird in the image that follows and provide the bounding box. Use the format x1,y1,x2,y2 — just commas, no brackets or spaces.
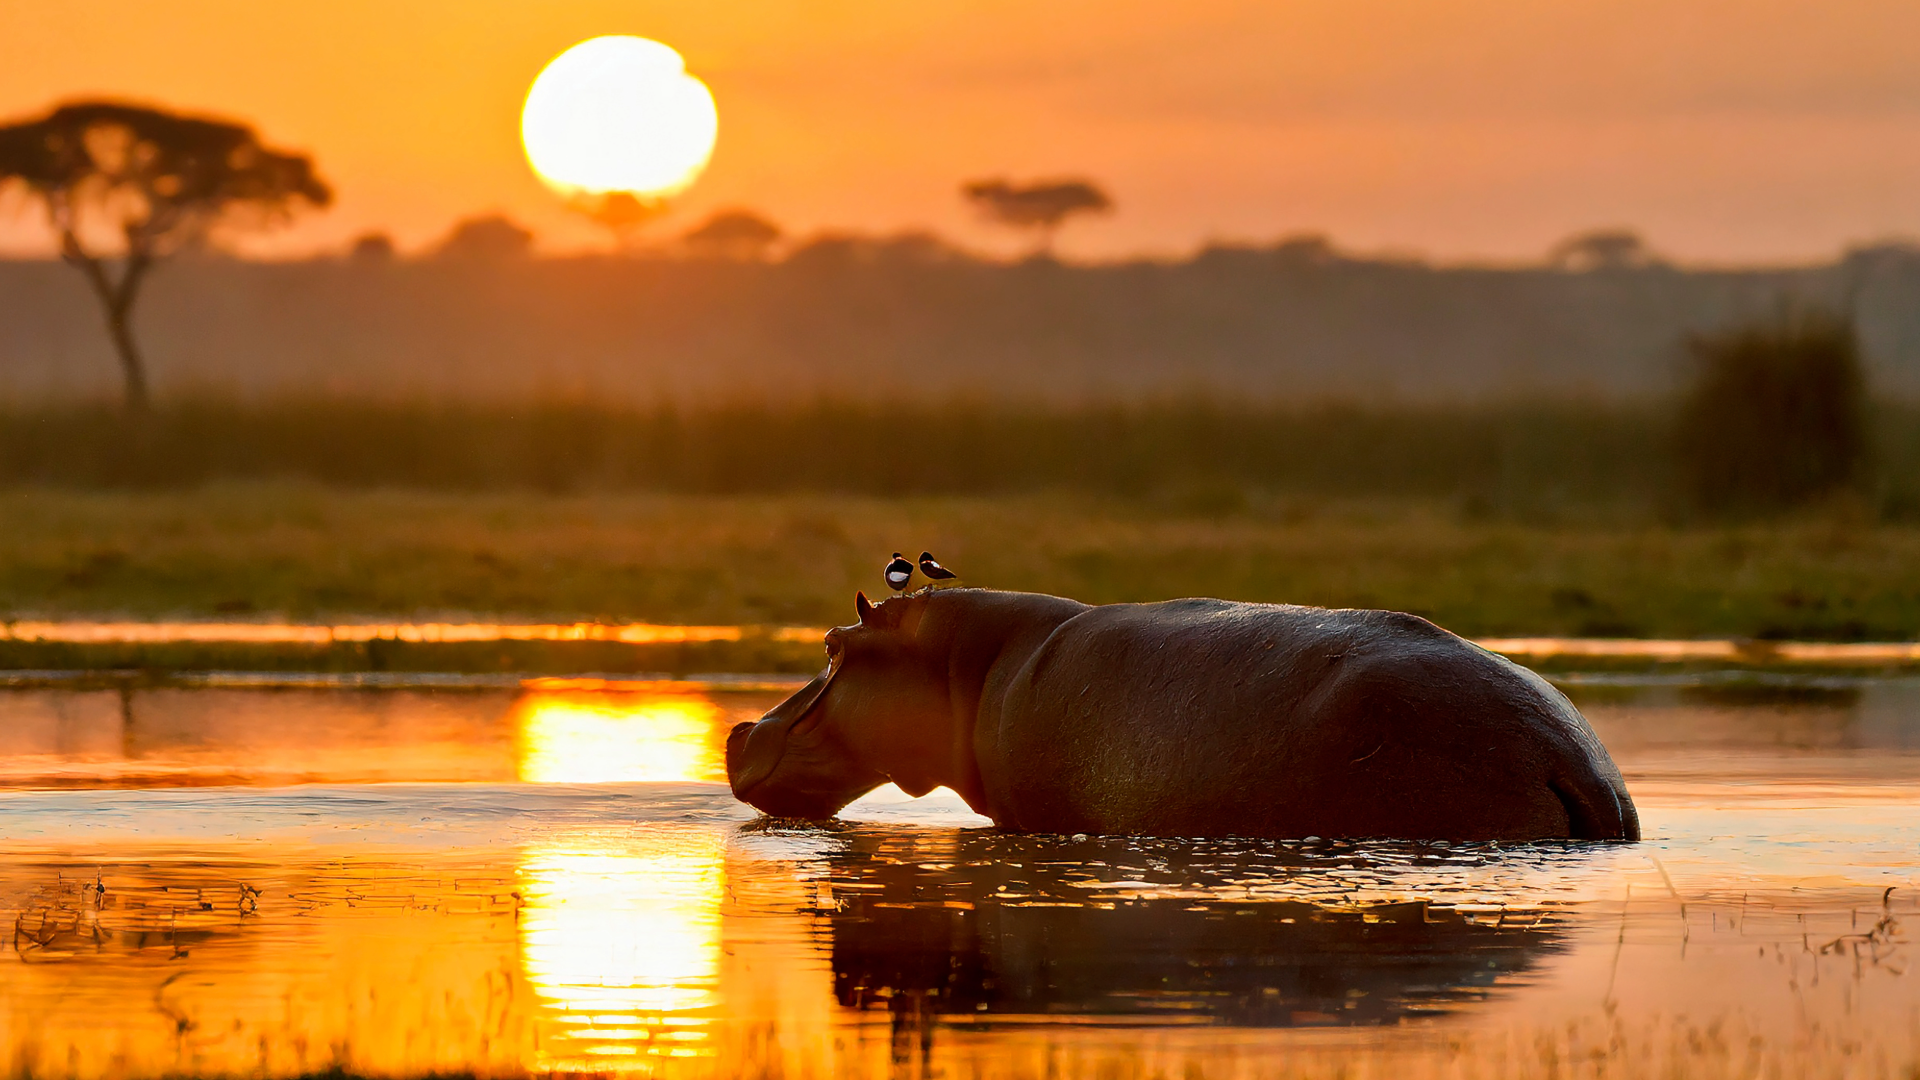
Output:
918,551,959,590
884,552,916,595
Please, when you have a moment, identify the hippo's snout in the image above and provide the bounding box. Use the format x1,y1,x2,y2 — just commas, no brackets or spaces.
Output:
726,719,779,799
727,720,754,759
725,720,756,788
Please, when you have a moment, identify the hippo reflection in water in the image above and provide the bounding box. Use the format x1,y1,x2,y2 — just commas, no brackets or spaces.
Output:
821,829,1570,1033
727,589,1638,841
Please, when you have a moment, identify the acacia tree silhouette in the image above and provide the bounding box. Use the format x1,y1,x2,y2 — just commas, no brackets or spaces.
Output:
962,178,1111,256
0,101,330,411
682,208,783,260
1548,228,1662,272
566,190,669,249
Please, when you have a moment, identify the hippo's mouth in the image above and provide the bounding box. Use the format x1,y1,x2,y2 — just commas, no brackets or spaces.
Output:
725,663,837,802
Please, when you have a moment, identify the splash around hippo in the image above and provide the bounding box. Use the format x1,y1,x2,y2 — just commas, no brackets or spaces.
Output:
727,589,1638,842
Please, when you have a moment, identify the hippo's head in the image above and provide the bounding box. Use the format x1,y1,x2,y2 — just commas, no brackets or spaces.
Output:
727,592,953,818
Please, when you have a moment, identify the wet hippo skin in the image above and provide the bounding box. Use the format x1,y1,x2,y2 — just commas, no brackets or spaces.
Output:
726,589,1639,841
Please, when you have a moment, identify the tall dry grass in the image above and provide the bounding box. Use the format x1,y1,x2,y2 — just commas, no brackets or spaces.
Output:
7,396,1920,517
0,398,1664,510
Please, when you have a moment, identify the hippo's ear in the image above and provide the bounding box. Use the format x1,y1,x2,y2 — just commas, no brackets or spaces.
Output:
855,591,875,624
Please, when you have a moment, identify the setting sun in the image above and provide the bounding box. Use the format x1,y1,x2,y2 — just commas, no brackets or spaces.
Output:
520,36,717,202
514,691,726,784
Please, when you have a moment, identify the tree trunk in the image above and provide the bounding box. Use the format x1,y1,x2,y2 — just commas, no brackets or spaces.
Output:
105,298,151,414
1034,224,1060,261
61,237,154,415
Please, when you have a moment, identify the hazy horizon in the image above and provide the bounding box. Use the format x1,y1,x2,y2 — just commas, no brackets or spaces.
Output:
6,0,1920,264
6,247,1916,404
0,219,1911,271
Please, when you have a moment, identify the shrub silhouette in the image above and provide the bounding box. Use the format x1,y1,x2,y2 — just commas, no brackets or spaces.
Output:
1674,307,1867,515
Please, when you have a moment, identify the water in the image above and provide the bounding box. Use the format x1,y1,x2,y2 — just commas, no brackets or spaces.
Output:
2,680,1918,1079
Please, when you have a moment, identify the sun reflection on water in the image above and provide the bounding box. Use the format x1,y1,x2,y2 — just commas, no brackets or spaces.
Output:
509,691,735,1069
519,829,726,1069
514,691,726,784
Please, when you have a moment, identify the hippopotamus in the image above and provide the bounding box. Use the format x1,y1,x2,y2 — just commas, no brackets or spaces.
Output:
726,589,1638,841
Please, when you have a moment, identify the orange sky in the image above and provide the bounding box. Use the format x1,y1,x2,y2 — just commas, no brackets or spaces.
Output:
4,0,1920,263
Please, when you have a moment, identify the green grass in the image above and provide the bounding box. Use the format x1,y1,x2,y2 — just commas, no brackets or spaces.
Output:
2,484,1917,643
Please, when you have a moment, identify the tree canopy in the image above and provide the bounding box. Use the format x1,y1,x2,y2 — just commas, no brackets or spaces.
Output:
1549,229,1662,272
961,178,1112,254
0,100,330,409
683,209,783,260
434,214,535,261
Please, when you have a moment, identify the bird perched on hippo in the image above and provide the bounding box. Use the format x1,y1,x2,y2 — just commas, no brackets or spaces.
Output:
917,552,959,591
727,587,1639,842
884,553,915,595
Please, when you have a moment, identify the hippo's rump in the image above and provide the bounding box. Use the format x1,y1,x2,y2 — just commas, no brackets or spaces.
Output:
982,599,1637,841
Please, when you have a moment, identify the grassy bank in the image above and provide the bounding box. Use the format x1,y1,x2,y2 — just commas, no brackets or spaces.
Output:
2,485,1916,643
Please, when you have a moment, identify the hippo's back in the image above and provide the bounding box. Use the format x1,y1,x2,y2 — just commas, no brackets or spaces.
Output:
980,599,1637,841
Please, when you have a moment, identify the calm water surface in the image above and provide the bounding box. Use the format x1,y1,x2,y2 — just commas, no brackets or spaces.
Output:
1,679,1917,1078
